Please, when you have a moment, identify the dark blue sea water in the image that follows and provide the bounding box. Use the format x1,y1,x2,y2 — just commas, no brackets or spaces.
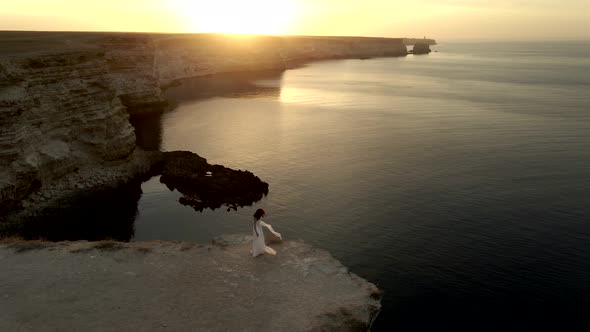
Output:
134,42,590,330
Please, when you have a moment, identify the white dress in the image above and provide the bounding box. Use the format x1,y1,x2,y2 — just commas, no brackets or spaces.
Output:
252,219,282,257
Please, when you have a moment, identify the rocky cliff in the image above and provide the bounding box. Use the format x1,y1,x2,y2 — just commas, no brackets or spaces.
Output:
0,31,408,215
0,47,137,214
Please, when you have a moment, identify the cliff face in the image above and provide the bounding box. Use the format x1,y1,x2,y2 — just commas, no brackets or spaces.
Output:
0,49,136,212
153,34,287,87
100,35,166,114
0,32,408,213
152,35,408,86
281,36,409,65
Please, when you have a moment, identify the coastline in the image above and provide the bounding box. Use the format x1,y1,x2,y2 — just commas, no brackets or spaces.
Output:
0,31,414,223
0,32,404,329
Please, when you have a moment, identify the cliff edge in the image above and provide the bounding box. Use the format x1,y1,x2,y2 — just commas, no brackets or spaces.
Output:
0,237,382,331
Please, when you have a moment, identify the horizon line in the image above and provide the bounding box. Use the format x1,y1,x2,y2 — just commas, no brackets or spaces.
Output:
2,29,590,43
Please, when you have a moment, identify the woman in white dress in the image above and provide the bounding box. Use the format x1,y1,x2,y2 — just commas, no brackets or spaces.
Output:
252,208,282,257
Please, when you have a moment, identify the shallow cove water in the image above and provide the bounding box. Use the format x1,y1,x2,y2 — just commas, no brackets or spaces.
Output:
133,42,590,330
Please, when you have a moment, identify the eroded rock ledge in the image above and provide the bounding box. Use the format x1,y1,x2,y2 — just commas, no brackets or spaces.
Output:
0,237,382,331
159,151,269,212
0,150,270,239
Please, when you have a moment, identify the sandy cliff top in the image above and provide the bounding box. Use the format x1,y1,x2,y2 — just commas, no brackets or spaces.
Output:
0,31,404,57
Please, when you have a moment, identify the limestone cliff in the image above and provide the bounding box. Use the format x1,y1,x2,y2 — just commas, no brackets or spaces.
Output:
0,49,136,213
100,35,166,114
0,32,408,214
153,34,287,88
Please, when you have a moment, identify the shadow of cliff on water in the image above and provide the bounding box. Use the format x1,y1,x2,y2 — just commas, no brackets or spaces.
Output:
163,70,285,104
1,182,142,241
130,70,285,151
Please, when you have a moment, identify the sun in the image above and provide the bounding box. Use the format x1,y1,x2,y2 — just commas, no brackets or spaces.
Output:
173,0,298,35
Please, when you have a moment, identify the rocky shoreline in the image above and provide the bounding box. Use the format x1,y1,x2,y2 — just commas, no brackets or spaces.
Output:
0,31,412,221
0,149,161,233
0,149,271,239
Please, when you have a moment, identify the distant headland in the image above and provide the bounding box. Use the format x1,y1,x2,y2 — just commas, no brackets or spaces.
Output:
404,37,437,45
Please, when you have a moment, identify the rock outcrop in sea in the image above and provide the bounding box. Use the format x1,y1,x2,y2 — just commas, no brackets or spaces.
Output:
412,43,432,55
159,151,269,211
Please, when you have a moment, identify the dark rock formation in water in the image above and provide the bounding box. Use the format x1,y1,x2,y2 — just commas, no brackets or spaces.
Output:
412,43,432,55
0,182,142,241
159,151,269,212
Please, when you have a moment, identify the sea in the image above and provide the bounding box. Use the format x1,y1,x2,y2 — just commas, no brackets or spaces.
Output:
26,41,590,330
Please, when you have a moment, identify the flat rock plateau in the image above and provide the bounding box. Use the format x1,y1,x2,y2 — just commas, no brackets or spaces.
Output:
0,237,382,331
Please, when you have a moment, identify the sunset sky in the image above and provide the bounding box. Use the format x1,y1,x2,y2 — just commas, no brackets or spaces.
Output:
1,0,588,40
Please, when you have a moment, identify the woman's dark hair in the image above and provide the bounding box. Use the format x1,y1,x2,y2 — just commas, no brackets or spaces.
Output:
253,208,266,220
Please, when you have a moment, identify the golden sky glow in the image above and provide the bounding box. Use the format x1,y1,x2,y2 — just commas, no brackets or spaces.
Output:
1,0,589,40
172,0,298,34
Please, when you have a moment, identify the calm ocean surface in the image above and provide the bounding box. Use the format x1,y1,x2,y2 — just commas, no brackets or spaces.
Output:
134,42,590,330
